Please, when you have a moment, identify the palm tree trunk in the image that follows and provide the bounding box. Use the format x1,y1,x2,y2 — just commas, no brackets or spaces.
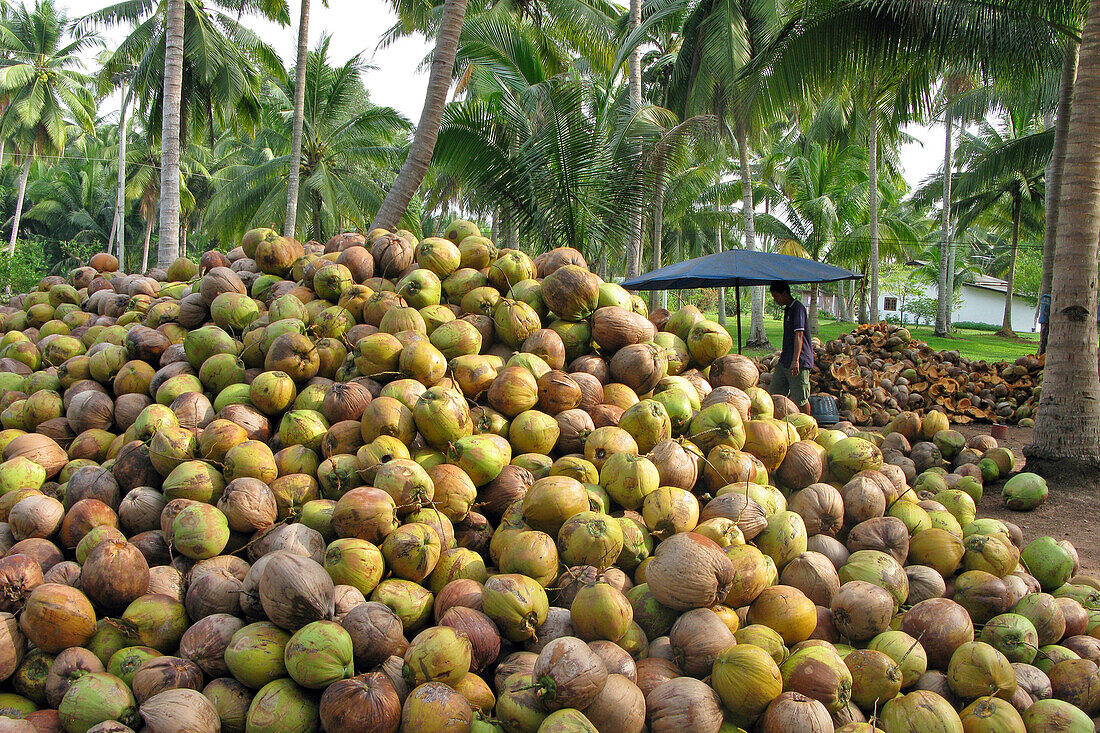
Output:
5,155,32,270
868,114,880,322
858,268,868,323
370,0,469,231
1039,41,1080,354
736,120,770,347
157,0,185,268
113,90,131,272
625,0,643,279
141,215,153,274
0,141,6,169
934,111,954,335
1027,0,1100,466
716,206,726,326
284,0,310,239
649,176,665,311
809,282,819,337
998,192,1022,337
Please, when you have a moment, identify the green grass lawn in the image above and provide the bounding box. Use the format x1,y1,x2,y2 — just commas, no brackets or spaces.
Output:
717,317,1040,363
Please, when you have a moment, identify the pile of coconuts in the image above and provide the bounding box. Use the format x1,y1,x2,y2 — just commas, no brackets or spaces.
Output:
0,222,1092,733
757,322,1043,428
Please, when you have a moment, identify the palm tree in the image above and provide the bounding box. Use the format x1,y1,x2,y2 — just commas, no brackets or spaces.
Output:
123,132,197,272
208,38,410,243
756,0,1076,333
1040,43,1080,353
283,0,312,238
0,0,95,272
633,0,786,346
642,111,717,308
1028,0,1100,466
759,141,866,330
370,0,469,231
85,0,290,266
949,114,1047,336
158,0,184,266
24,133,115,246
432,72,651,270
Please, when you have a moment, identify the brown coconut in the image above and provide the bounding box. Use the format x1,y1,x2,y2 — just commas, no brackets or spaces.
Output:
644,532,735,611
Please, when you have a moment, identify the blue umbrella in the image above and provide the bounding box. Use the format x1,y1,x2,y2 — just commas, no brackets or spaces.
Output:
621,249,863,353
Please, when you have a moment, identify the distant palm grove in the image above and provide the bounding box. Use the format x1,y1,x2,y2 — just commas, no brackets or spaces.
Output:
0,0,1096,457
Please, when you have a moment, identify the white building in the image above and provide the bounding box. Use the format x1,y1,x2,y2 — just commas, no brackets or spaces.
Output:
806,273,1038,332
879,274,1038,332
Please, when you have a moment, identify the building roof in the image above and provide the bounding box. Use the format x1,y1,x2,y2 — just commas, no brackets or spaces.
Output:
964,275,1035,300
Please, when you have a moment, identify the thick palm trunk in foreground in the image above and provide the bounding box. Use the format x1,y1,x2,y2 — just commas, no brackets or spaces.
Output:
370,0,468,231
284,0,310,238
1040,42,1080,354
157,0,185,268
1027,0,1100,466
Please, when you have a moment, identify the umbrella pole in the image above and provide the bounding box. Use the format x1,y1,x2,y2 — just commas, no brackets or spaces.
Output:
735,284,743,354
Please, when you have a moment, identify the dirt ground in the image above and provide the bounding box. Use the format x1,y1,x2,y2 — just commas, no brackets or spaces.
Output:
949,423,1100,576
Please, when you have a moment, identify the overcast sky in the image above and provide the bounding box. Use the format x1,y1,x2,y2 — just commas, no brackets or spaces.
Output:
60,0,945,188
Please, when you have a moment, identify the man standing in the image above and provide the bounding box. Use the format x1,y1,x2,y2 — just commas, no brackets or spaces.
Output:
768,281,813,415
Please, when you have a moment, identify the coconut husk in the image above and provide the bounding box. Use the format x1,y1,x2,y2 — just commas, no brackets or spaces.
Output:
757,323,1042,426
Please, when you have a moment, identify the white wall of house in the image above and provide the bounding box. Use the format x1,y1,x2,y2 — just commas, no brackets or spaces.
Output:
878,281,1037,332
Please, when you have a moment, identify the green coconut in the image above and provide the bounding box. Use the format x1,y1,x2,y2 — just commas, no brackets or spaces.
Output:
1014,593,1067,647
958,696,1026,733
0,456,46,494
121,595,189,652
12,649,53,705
284,620,355,689
107,645,159,686
402,625,472,687
1001,472,1048,511
1035,645,1080,674
557,512,624,570
537,709,599,733
879,690,963,733
1022,536,1075,592
827,438,884,483
245,678,320,733
1020,698,1094,733
779,644,853,711
225,622,291,689
980,613,1039,664
371,579,434,632
867,630,927,689
482,574,549,642
0,691,35,719
323,538,385,596
170,502,230,560
598,453,659,511
58,672,139,733
845,648,903,710
711,643,782,726
754,511,808,571
946,641,1016,701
